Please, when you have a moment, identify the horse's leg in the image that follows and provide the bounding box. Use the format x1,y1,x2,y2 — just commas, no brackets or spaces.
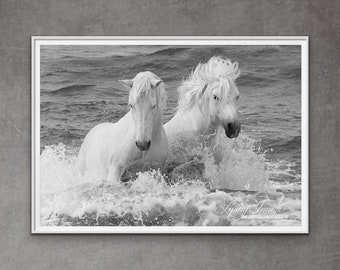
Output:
107,165,122,183
168,160,205,183
121,169,139,183
212,139,225,165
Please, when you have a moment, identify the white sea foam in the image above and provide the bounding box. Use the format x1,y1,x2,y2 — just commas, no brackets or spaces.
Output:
40,134,301,227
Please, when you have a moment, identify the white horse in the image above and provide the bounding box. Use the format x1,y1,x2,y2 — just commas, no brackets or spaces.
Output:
164,56,241,164
76,71,168,182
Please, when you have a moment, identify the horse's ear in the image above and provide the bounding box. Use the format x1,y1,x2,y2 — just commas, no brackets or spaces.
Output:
119,79,134,88
150,79,162,88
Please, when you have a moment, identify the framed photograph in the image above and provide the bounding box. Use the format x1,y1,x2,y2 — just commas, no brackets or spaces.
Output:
32,36,308,234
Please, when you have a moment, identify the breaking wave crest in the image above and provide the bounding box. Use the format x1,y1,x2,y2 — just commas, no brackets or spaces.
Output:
40,133,301,227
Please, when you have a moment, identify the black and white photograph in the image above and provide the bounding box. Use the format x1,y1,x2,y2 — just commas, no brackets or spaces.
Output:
3,0,340,268
32,37,308,233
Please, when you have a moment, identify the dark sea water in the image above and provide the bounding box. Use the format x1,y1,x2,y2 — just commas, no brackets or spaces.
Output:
40,45,302,227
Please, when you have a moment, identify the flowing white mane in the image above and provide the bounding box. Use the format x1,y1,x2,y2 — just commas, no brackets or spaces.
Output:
177,56,240,112
129,71,167,109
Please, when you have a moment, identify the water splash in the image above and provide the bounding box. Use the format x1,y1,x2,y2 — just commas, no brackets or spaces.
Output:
167,132,271,192
40,134,301,227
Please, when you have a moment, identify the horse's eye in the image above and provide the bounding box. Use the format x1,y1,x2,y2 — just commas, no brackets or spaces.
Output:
151,104,156,109
129,104,133,109
236,95,240,101
213,95,219,101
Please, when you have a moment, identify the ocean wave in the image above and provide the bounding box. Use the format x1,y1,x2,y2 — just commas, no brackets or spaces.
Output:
49,84,95,95
39,133,301,227
262,136,301,151
41,177,300,227
148,47,190,56
250,47,282,57
237,73,277,87
278,66,301,80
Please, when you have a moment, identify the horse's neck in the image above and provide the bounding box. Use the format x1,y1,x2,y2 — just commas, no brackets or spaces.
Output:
169,106,218,137
151,112,164,141
112,112,135,138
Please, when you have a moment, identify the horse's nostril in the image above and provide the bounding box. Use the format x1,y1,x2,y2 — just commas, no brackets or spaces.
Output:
135,141,151,151
227,123,233,130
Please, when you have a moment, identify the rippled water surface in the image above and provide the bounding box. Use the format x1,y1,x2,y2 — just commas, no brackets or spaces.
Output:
40,45,302,226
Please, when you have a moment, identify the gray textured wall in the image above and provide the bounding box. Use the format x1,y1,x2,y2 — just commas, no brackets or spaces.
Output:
0,0,339,269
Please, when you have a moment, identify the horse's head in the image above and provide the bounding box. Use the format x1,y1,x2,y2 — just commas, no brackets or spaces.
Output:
120,71,166,151
205,78,241,138
178,56,241,138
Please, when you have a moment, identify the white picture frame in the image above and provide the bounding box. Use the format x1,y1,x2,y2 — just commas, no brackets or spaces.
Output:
32,36,308,234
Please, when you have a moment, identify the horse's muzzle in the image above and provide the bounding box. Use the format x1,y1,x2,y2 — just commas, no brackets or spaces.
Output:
136,140,151,151
224,121,241,138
